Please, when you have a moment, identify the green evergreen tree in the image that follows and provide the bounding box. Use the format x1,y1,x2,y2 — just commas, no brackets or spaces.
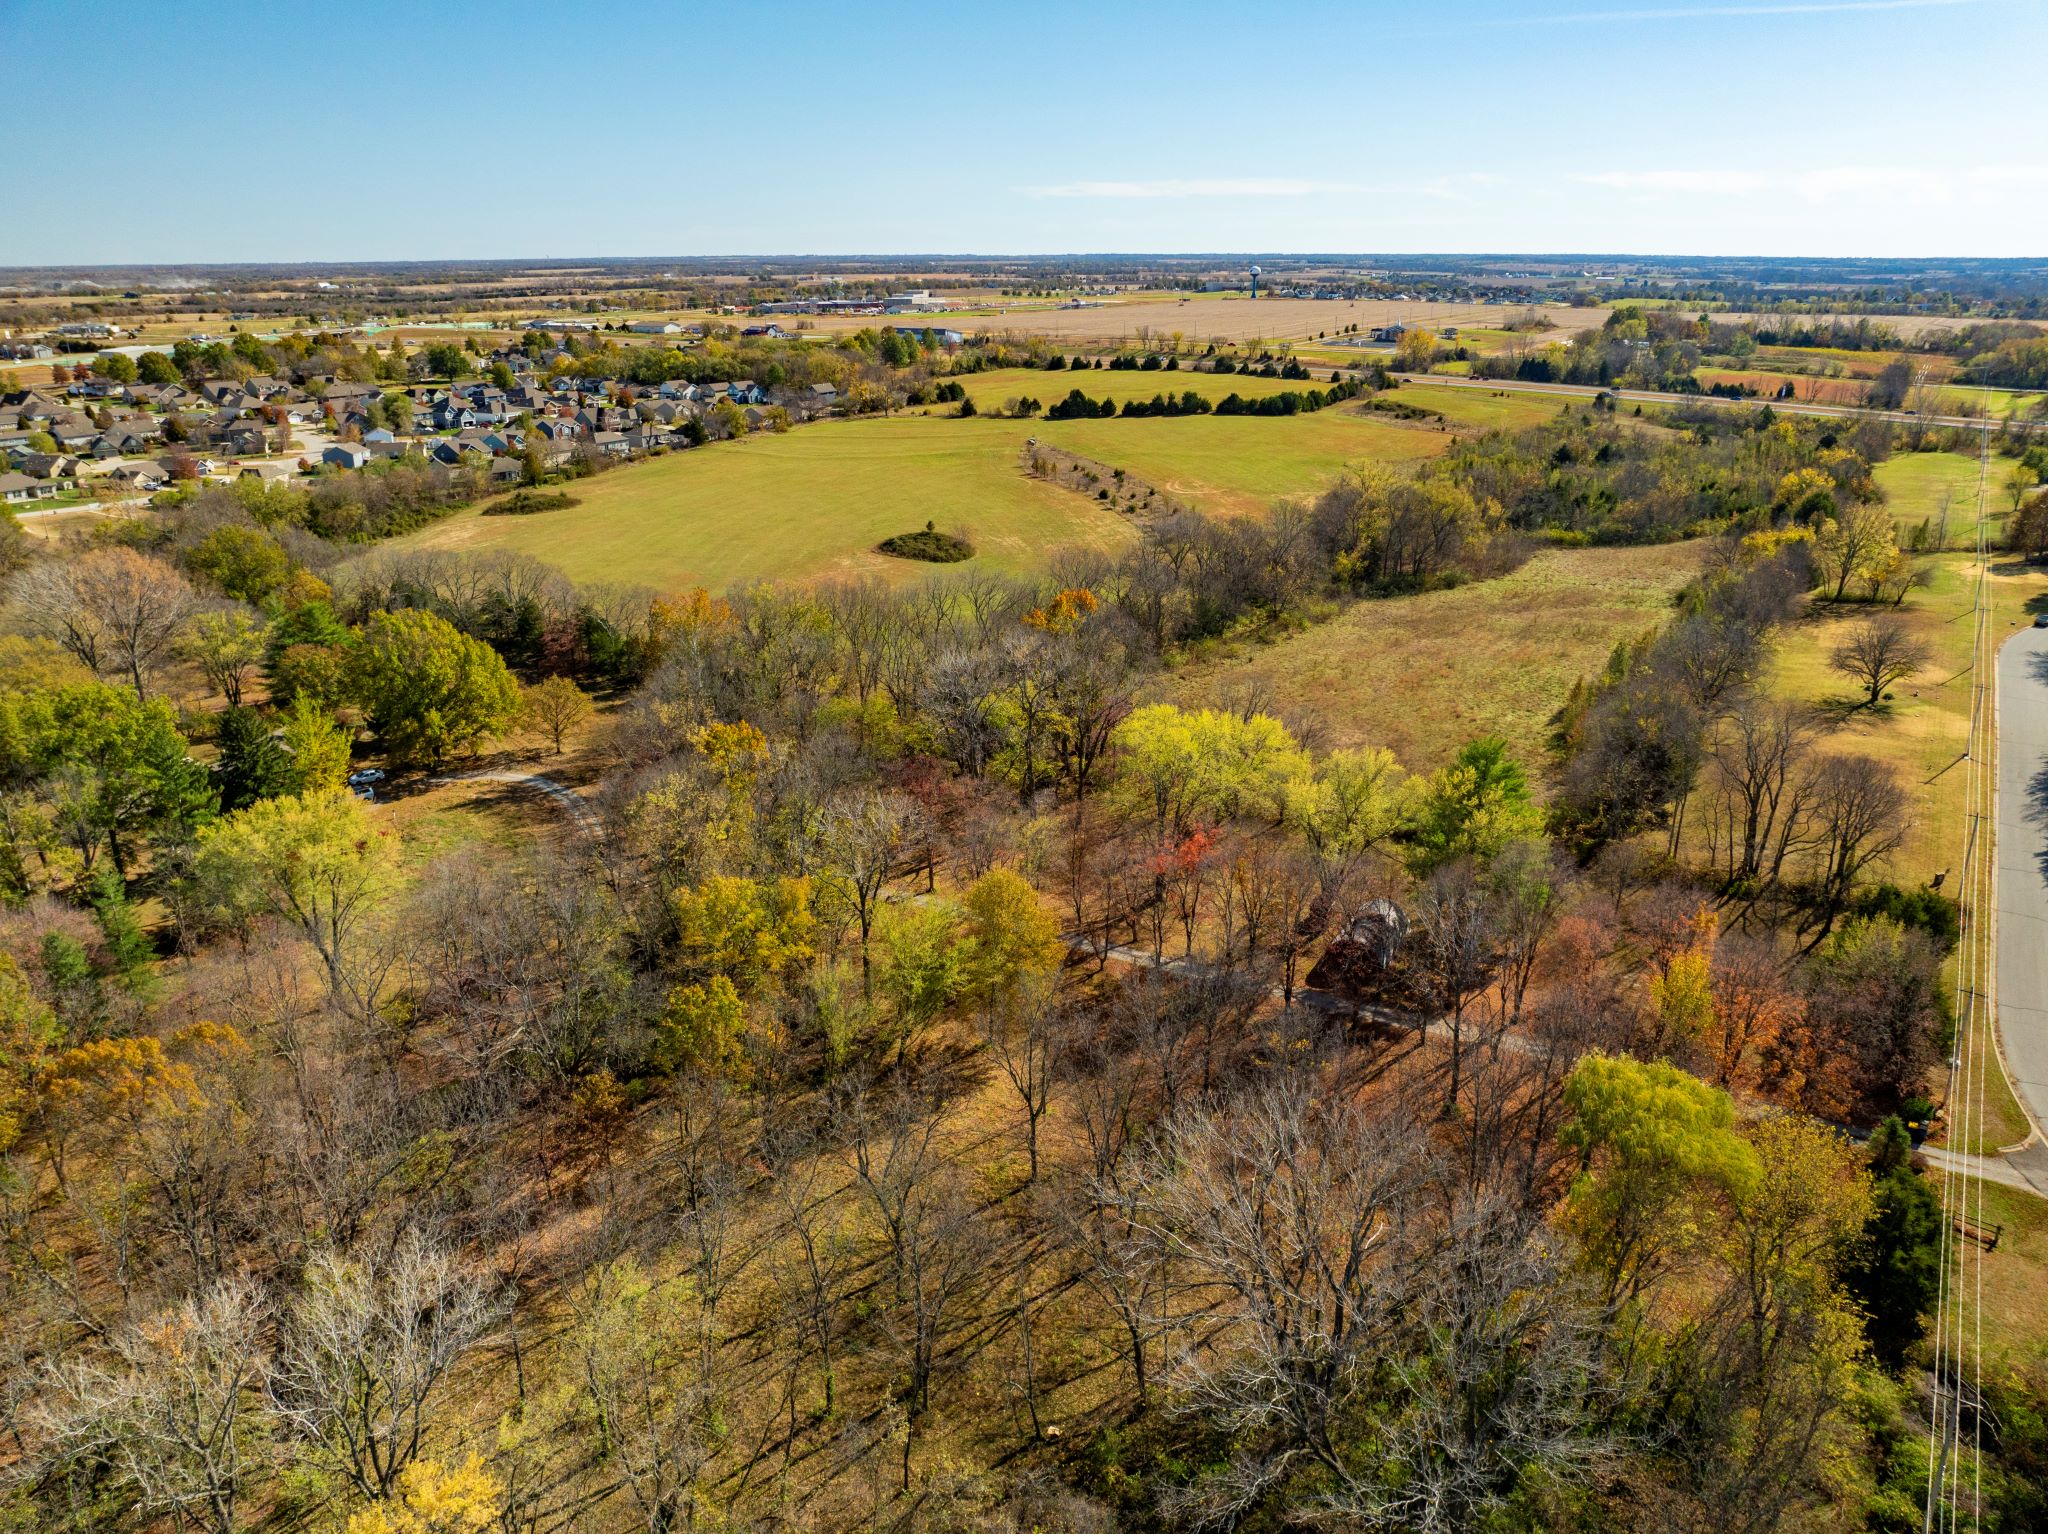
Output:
214,706,295,811
38,931,99,1035
1840,1116,1945,1368
138,721,218,845
87,865,159,1000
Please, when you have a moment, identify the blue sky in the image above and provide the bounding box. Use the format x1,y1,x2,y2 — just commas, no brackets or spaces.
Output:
5,0,2043,263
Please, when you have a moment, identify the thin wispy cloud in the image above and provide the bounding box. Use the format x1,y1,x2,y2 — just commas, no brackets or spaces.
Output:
1490,0,1977,24
1577,163,2048,197
1022,178,1344,199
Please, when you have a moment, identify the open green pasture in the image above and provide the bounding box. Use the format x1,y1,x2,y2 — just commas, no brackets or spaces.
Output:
1024,406,1452,516
401,378,1571,598
398,415,1136,592
1391,382,1570,431
1874,450,1992,544
951,364,1336,411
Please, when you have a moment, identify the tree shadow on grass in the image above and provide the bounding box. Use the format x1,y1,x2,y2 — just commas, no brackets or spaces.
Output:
1811,693,1893,728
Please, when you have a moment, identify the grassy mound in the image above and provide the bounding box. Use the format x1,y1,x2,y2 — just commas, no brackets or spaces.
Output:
483,488,579,516
878,525,974,563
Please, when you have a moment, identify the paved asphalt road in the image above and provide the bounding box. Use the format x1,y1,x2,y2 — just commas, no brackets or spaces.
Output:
1997,623,2048,1153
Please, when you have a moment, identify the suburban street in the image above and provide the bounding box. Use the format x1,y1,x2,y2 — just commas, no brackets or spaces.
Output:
1997,624,2048,1178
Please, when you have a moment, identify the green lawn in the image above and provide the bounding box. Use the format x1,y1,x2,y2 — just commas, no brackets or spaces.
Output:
1874,450,1992,546
392,382,1556,593
399,415,1137,592
1025,406,1451,516
952,363,1338,412
1165,542,1706,772
1393,382,1570,431
939,370,1475,516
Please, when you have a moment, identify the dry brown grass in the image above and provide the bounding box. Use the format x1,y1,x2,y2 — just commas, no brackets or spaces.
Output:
1164,541,1707,774
782,297,1614,347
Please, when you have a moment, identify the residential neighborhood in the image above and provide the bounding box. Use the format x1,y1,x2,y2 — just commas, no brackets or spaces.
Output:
0,323,893,505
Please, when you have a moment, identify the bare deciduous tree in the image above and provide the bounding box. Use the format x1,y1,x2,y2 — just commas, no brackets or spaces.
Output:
570,1255,719,1534
983,985,1063,1186
268,1231,499,1500
33,1279,271,1534
11,546,201,698
844,1086,989,1489
1132,1079,1602,1533
765,1131,852,1420
1414,858,1499,1114
1706,702,1817,887
1827,614,1932,708
1806,753,1909,931
821,790,913,995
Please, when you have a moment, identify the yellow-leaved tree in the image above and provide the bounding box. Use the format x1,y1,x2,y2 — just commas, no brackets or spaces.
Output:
1288,745,1410,861
281,694,353,794
519,674,593,755
344,1458,502,1534
1648,908,1718,1052
1112,703,1309,835
194,788,397,1000
960,867,1064,1003
670,875,813,995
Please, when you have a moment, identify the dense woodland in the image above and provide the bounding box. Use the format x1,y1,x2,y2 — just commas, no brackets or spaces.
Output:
0,388,2044,1534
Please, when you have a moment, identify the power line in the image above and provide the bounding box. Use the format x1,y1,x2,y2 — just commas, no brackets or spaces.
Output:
1925,419,1994,1532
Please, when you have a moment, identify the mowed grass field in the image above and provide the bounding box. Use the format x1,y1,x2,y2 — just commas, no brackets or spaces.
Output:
951,364,1324,410
1394,381,1570,431
401,415,1138,591
1765,565,1979,886
998,381,1564,518
1164,541,1706,772
401,380,1570,592
1024,406,1454,516
1874,450,1990,542
957,368,1565,430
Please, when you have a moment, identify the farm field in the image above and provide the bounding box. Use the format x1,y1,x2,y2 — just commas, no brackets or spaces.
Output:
1752,345,1949,378
398,415,1137,591
1392,380,1569,430
790,296,1612,345
954,369,1571,427
1696,367,1868,406
1025,404,1453,516
1710,310,2021,341
401,390,1487,588
1937,384,2045,419
950,363,1323,410
1163,541,1706,771
1693,368,2042,420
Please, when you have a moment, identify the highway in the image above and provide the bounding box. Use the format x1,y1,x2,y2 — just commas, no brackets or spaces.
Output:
1996,623,2048,1190
1389,371,2035,432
